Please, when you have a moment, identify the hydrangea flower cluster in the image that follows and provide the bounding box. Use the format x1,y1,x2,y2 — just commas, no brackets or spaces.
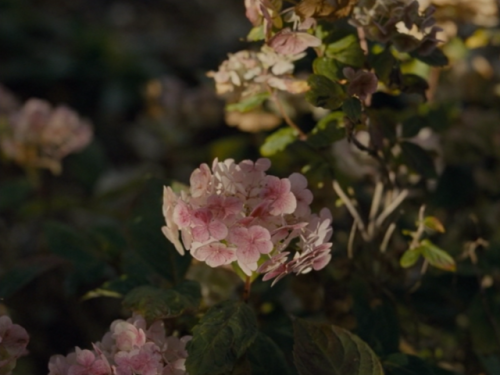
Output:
162,158,333,284
0,315,29,375
207,46,310,99
0,98,92,174
350,0,441,55
48,314,190,375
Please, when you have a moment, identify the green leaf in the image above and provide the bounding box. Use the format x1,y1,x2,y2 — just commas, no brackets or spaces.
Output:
467,289,500,354
293,319,384,375
383,353,436,375
326,35,365,67
306,112,345,149
411,48,449,67
44,222,103,268
313,57,342,82
247,332,292,375
122,282,201,322
477,354,500,375
260,127,297,157
82,273,148,300
420,240,456,271
247,25,265,41
130,178,192,283
370,48,395,84
342,97,362,122
186,300,258,375
401,74,429,99
400,247,424,268
400,141,437,178
423,216,445,233
306,74,345,110
402,115,426,138
351,279,400,357
226,92,270,113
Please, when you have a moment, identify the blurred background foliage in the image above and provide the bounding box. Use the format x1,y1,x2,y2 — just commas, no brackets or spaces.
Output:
2,0,500,374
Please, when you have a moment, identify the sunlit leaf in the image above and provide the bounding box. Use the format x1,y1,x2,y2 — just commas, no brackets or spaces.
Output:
186,300,258,375
306,111,345,149
423,216,445,233
400,247,423,268
420,239,456,271
326,35,365,67
260,127,297,156
226,92,270,113
293,319,384,375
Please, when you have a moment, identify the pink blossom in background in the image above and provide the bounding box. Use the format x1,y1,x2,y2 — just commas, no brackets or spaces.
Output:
0,98,92,174
0,315,29,375
161,158,333,283
48,315,191,375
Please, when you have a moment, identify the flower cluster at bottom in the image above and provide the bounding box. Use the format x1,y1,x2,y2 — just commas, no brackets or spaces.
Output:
162,158,333,284
0,315,29,375
48,315,190,375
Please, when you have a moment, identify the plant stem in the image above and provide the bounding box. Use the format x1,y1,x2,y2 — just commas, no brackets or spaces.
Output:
272,91,307,140
243,276,252,302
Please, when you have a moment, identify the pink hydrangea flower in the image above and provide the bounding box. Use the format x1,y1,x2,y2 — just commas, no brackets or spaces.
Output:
0,98,92,174
162,158,333,283
0,315,29,374
47,314,191,375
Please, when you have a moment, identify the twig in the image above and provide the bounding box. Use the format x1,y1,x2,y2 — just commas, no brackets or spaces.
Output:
367,181,384,238
271,91,307,140
347,123,393,188
357,27,369,56
333,181,369,240
243,276,252,302
348,221,357,259
380,222,396,253
375,189,408,227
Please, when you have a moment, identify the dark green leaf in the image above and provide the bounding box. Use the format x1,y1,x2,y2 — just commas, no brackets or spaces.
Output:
313,57,342,82
247,332,292,375
306,112,345,149
400,141,437,178
226,92,270,113
351,280,400,356
477,354,500,375
400,247,423,268
383,353,435,375
342,97,362,122
186,300,258,375
401,74,429,99
306,74,345,110
293,319,384,375
260,127,297,157
44,222,101,267
82,273,148,300
420,240,456,272
122,281,201,321
411,48,449,67
130,178,191,283
467,289,500,354
370,48,395,84
402,116,426,138
326,35,365,67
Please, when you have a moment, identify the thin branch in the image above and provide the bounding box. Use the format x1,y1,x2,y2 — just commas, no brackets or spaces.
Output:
243,276,252,302
333,181,369,241
380,222,397,253
348,221,357,259
271,91,307,140
346,122,393,188
375,189,409,228
367,181,384,237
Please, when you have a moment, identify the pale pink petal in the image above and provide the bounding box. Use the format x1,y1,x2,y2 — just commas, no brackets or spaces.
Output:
172,200,191,228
